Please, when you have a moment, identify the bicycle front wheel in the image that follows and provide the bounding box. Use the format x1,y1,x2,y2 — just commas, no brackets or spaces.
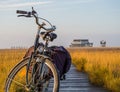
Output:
5,56,59,92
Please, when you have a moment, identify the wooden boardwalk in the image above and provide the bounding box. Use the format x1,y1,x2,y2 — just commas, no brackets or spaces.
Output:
58,65,109,92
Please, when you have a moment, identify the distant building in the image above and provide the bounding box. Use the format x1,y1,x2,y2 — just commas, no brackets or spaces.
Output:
70,39,93,47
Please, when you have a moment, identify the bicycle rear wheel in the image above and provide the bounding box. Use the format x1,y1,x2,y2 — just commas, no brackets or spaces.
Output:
5,56,59,92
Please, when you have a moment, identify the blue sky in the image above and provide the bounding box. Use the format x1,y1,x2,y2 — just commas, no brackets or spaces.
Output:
0,0,120,48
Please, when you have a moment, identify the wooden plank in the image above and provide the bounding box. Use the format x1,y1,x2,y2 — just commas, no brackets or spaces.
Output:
48,65,109,92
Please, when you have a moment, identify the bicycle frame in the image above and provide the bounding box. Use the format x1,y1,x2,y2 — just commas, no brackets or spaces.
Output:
18,8,55,86
5,7,59,92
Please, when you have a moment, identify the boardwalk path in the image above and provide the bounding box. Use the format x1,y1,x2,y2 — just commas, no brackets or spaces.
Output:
58,65,109,92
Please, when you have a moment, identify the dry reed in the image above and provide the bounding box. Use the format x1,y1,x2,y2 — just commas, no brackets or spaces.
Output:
68,47,120,92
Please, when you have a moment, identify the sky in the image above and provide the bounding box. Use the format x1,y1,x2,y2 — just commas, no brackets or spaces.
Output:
0,0,120,48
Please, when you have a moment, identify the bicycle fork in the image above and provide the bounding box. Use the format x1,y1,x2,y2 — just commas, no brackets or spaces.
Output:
25,55,49,91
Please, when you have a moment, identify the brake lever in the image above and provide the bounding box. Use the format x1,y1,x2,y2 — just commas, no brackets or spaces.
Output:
17,14,32,18
17,15,26,17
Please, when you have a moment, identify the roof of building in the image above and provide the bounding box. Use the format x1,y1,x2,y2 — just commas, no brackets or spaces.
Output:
73,39,89,42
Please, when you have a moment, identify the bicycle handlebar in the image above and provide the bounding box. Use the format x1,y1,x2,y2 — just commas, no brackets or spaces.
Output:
16,10,28,14
16,8,56,32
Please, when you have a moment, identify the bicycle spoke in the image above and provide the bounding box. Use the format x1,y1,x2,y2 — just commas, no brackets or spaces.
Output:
5,56,59,92
8,77,25,88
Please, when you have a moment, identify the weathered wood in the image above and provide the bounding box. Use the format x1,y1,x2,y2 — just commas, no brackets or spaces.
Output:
48,65,109,92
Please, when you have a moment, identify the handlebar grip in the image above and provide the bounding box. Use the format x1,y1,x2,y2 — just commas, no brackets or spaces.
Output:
16,10,28,14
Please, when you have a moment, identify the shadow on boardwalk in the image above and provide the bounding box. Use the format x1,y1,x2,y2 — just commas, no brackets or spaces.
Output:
59,64,109,92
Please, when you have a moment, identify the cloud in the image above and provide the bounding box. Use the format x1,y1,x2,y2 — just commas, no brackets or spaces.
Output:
67,0,96,4
79,0,96,3
0,0,20,4
51,0,96,4
0,1,52,9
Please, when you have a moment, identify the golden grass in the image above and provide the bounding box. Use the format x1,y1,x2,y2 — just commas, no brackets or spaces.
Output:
68,47,120,92
1,48,120,92
0,49,26,92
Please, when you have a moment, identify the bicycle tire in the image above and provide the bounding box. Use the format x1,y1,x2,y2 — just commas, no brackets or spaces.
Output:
5,55,59,92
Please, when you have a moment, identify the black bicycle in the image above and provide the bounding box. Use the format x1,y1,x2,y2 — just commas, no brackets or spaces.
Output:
5,7,59,92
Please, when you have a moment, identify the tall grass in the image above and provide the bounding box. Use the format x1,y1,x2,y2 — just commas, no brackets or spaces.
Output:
68,48,120,92
1,48,120,92
0,49,26,92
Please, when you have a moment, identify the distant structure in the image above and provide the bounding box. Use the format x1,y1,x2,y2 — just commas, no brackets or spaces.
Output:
100,40,106,47
11,46,27,49
70,39,93,47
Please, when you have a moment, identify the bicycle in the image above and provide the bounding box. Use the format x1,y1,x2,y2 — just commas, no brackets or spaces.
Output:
5,7,60,92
